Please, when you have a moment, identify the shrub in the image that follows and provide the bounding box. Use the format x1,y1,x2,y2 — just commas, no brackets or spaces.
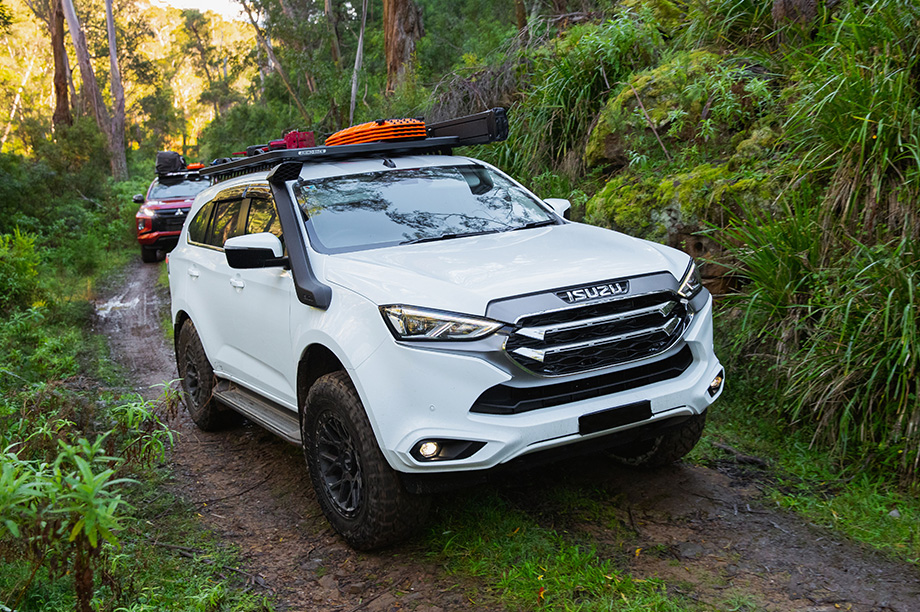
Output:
0,230,42,313
485,10,665,177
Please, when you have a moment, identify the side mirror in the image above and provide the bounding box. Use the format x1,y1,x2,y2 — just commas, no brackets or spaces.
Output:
544,198,571,220
133,194,145,204
224,233,288,269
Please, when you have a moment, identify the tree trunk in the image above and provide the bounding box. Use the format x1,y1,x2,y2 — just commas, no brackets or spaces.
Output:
382,0,423,93
325,0,342,68
772,0,818,26
61,0,109,134
350,0,368,125
50,0,72,127
104,0,127,180
514,0,527,32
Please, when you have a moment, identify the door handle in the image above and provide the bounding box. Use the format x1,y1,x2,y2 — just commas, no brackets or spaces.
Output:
187,267,200,278
230,278,245,289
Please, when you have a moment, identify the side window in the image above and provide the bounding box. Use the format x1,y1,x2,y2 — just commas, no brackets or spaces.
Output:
207,199,245,247
246,197,283,239
187,202,214,244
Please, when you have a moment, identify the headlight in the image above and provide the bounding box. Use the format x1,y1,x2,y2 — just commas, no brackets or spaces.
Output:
677,260,703,299
380,305,503,341
137,205,156,218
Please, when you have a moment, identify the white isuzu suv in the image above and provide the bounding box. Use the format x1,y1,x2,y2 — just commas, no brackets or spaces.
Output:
168,110,724,549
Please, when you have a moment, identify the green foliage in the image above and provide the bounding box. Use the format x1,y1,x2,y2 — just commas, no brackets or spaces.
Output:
429,491,693,610
585,50,778,169
415,0,517,79
199,101,304,162
681,0,775,49
718,193,920,481
0,230,41,313
0,1,11,33
495,12,665,178
786,238,920,476
783,0,920,237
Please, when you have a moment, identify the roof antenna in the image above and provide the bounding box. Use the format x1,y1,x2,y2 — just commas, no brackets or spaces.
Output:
383,158,396,168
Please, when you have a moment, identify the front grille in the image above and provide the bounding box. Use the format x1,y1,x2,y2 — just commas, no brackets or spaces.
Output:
503,291,691,376
473,346,693,414
152,208,189,232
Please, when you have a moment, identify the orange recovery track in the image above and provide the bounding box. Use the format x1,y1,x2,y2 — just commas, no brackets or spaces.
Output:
325,118,427,146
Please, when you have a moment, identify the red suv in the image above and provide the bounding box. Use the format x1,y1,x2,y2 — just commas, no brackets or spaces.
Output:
134,173,210,263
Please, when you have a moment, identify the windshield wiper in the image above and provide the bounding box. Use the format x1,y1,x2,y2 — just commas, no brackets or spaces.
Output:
400,229,504,245
511,219,558,231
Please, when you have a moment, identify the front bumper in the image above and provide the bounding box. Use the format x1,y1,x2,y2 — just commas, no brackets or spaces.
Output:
136,207,189,248
353,294,723,475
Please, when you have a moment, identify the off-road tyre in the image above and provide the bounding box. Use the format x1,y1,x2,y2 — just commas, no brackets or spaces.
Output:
176,320,237,431
608,412,707,468
303,371,430,550
141,246,159,263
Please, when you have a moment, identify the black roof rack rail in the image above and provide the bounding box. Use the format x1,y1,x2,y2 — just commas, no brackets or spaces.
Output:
201,108,509,184
201,136,460,183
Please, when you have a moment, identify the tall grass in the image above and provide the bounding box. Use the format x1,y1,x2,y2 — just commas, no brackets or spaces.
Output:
783,0,920,238
787,237,920,478
484,10,663,177
681,0,775,49
718,193,920,482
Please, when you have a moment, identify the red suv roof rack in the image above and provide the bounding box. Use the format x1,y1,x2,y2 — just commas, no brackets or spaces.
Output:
202,108,508,184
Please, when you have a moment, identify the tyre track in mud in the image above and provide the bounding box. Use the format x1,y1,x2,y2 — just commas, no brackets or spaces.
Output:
95,258,920,611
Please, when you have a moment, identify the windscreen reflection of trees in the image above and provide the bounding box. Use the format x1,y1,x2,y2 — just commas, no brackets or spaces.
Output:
296,167,550,248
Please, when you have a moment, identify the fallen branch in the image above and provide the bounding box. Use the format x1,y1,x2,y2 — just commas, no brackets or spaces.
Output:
712,442,769,467
629,83,672,163
194,471,273,506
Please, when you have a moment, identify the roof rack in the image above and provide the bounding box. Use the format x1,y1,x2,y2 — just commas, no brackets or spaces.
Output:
157,169,204,182
201,108,508,184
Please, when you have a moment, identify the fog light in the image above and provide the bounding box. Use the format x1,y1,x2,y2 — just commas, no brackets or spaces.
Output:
418,441,440,458
410,439,486,462
708,371,724,397
137,220,145,231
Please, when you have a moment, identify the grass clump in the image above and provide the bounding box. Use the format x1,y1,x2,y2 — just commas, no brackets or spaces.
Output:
429,490,695,611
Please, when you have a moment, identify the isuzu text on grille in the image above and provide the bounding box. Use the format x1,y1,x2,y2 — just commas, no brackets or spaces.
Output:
558,281,630,303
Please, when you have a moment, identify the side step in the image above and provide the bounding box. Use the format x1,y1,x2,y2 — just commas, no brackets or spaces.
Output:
213,381,301,445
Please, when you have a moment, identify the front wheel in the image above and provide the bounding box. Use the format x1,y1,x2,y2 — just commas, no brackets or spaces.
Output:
607,412,707,467
141,246,159,263
303,371,429,550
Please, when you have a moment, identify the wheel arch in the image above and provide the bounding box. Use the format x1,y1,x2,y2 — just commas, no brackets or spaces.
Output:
173,310,191,353
297,343,347,420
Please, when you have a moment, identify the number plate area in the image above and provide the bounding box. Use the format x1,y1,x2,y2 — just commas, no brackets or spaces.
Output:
579,400,652,435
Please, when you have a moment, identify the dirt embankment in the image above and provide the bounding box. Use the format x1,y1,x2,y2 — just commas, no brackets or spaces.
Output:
96,258,920,611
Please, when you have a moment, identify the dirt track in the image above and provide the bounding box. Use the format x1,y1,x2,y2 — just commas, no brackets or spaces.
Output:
96,258,920,611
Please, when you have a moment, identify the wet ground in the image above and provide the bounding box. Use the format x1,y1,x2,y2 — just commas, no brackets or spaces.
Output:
95,258,920,611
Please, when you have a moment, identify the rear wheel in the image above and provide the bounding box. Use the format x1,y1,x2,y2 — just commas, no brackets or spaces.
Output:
141,246,159,263
176,320,237,430
303,371,429,550
608,412,707,467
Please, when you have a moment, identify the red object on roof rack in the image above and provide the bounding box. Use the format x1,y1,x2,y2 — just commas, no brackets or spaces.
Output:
326,118,427,146
187,162,205,170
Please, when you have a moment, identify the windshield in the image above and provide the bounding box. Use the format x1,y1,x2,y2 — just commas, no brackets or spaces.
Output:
149,178,209,200
294,165,556,253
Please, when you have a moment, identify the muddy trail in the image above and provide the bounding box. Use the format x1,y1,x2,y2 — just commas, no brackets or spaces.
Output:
96,258,920,611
